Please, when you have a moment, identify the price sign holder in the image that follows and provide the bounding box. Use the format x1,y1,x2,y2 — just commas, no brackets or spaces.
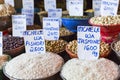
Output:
68,0,83,16
43,17,59,40
101,0,119,16
22,8,34,25
4,0,14,7
23,30,46,54
77,26,100,60
93,0,101,16
12,15,26,37
44,0,56,11
22,0,34,9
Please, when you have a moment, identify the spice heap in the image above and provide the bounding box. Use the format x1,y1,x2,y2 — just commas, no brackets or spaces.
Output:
61,58,119,80
4,52,64,79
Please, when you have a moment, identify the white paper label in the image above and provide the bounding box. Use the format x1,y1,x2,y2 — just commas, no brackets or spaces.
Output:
12,15,26,37
22,0,34,9
101,0,119,16
68,0,83,16
77,26,100,60
43,17,59,40
93,0,101,16
23,30,46,54
44,0,56,11
0,32,2,55
22,8,34,25
48,8,62,18
66,0,69,11
4,0,14,7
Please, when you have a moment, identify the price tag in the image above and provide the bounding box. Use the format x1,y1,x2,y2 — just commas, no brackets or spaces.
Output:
43,17,59,40
23,30,46,54
12,15,26,37
0,32,2,55
48,8,62,18
44,0,56,11
101,0,119,16
4,0,14,7
68,0,83,16
77,26,100,60
66,0,69,11
22,0,34,9
93,0,101,16
22,8,34,25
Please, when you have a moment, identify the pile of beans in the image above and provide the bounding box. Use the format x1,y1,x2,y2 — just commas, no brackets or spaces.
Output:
3,37,24,51
45,40,68,53
90,15,120,25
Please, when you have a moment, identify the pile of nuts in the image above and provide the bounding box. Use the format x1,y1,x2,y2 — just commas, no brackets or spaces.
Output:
113,40,120,53
67,40,110,57
45,40,68,53
90,15,120,25
3,36,24,51
0,54,9,69
100,41,111,57
67,40,77,54
0,4,16,16
60,27,74,37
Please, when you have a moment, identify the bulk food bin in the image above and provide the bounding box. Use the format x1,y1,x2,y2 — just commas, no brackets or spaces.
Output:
0,4,16,31
89,15,120,43
3,52,64,80
60,58,120,80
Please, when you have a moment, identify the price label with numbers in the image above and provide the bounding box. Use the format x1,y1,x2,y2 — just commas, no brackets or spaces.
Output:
22,8,34,25
43,17,59,40
77,26,100,60
0,32,2,55
68,0,83,16
4,0,14,7
12,15,26,37
22,0,34,9
48,8,62,18
101,0,119,16
93,0,101,16
23,30,46,54
44,0,56,11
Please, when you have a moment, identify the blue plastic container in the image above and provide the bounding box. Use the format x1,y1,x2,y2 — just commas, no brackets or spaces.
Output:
62,18,91,32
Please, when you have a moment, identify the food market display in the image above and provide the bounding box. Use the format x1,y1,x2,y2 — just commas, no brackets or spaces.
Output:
61,58,120,80
66,40,111,58
0,0,120,80
4,52,64,80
